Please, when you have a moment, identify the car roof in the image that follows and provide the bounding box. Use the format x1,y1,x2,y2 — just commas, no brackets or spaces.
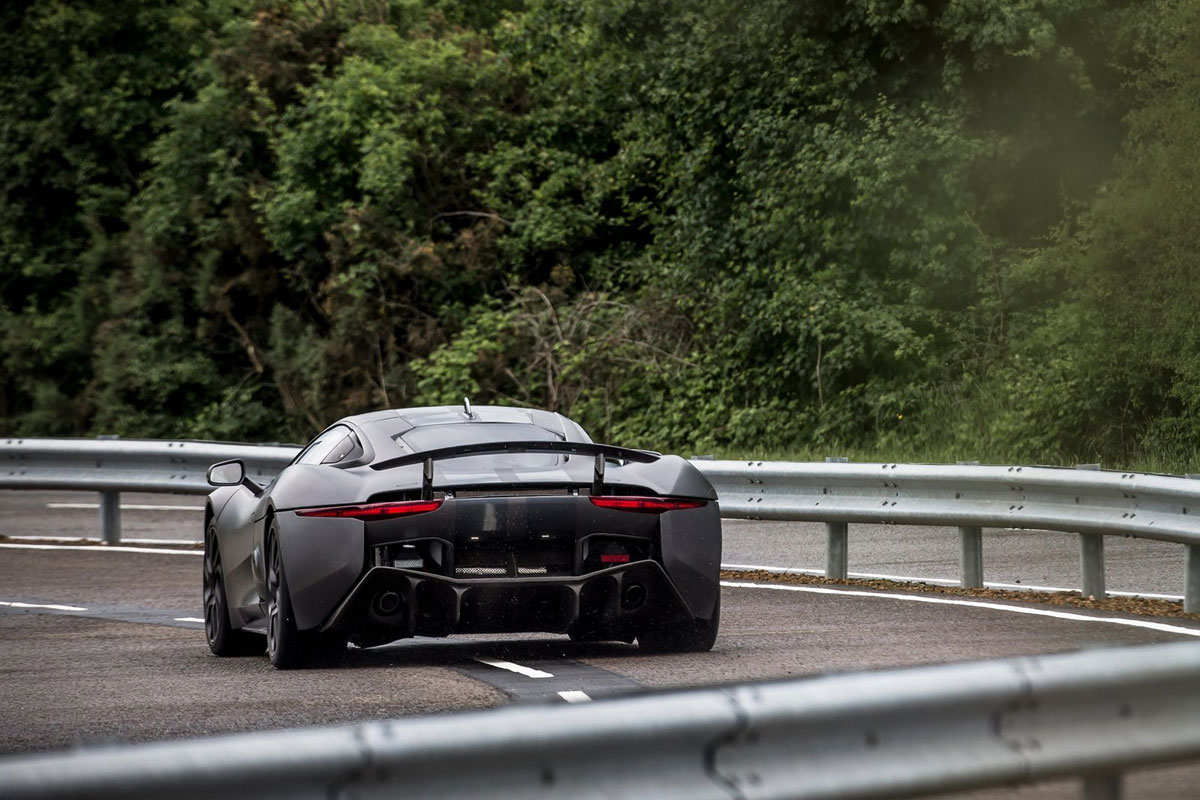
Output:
335,405,591,461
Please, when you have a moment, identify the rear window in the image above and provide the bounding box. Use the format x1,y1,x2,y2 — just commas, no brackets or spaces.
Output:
400,423,562,451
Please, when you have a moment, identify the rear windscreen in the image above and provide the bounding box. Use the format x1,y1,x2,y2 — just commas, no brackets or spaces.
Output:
400,423,561,450
400,423,565,471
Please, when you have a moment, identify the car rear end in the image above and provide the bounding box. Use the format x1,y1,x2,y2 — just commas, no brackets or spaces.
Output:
309,448,721,648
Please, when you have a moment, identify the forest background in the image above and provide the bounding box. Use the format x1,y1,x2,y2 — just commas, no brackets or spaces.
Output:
3,0,1200,470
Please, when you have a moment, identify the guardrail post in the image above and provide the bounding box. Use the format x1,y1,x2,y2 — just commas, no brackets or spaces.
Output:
825,457,849,580
1080,534,1106,599
959,527,983,589
1076,464,1106,599
825,522,848,580
99,491,120,545
1082,773,1122,800
956,461,983,589
1186,545,1200,614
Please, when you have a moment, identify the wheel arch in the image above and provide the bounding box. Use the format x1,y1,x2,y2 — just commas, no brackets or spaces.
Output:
266,509,366,631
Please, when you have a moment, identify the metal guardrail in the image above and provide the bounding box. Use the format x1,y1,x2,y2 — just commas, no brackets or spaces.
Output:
0,438,295,543
703,459,1200,611
4,438,1200,609
3,640,1200,799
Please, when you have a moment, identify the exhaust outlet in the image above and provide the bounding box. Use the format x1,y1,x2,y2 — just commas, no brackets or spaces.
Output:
622,583,647,611
373,590,403,617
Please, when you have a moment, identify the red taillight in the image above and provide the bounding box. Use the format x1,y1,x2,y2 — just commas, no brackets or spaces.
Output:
588,496,706,513
296,499,443,520
600,553,631,564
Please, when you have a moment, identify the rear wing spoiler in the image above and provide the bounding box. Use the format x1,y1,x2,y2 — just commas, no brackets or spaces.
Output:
370,440,662,500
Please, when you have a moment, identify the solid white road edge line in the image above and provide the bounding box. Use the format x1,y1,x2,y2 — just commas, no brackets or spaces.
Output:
46,503,203,512
8,543,1179,603
0,600,87,611
720,580,1200,638
6,536,200,546
174,617,205,623
3,543,1192,636
0,543,201,556
557,690,591,703
722,563,1185,602
474,658,554,679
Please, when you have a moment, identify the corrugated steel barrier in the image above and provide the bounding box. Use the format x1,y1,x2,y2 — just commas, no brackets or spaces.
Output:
3,641,1200,799
4,438,1200,609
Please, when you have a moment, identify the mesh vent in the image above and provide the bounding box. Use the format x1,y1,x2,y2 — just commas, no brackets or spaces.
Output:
454,565,552,578
456,566,507,577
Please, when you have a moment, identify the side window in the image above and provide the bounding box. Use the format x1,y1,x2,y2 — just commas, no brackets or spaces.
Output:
321,431,363,465
294,426,350,466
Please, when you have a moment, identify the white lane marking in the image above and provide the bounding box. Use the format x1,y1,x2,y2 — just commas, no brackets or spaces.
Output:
0,600,87,612
557,690,591,703
474,658,554,679
722,563,1185,602
721,580,1200,638
0,543,201,556
7,536,201,546
175,617,205,623
46,503,203,512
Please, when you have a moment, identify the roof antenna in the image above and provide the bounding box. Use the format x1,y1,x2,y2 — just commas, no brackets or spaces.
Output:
463,397,475,419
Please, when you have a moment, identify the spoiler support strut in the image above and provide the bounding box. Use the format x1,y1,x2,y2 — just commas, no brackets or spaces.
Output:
422,458,434,501
592,453,605,496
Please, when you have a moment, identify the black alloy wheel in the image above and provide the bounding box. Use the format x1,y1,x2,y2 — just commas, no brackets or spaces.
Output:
203,526,265,656
266,525,305,669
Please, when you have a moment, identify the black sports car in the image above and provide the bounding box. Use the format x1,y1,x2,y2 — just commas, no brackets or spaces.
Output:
203,404,722,668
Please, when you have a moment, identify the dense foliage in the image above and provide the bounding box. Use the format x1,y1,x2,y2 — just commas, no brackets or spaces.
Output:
2,0,1197,468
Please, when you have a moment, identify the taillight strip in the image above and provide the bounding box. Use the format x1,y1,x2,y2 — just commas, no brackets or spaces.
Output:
588,496,706,513
296,499,443,520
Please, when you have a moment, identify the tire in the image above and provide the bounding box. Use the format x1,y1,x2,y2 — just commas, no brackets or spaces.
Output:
266,522,347,669
637,593,720,654
203,527,265,657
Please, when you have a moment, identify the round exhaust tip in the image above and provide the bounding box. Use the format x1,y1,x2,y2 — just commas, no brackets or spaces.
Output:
622,583,647,611
373,590,403,617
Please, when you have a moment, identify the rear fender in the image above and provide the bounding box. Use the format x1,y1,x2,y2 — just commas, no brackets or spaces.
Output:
658,502,722,619
273,511,366,631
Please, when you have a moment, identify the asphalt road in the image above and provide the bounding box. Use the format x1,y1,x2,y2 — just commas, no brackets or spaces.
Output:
3,492,1200,798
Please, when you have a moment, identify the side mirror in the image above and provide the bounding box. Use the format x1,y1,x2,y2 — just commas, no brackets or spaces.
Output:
207,460,245,487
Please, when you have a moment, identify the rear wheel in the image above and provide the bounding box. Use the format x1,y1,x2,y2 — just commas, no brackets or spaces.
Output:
266,523,347,669
266,525,306,669
637,594,720,654
203,527,265,657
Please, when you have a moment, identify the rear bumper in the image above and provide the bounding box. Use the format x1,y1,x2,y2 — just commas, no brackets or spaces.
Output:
321,560,697,647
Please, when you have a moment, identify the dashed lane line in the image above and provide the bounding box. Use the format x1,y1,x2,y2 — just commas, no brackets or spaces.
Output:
720,579,1200,638
0,600,86,612
473,658,554,679
557,690,592,703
